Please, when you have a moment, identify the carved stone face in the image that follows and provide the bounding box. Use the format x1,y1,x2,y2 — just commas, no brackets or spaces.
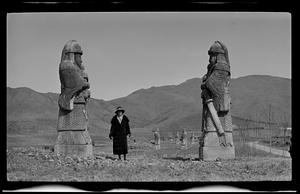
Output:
209,54,217,65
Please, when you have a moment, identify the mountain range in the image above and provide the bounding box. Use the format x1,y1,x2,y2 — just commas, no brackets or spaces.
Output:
7,75,291,140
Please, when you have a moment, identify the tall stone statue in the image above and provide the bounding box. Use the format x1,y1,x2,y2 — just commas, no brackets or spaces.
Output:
199,41,235,161
55,40,93,158
154,128,161,150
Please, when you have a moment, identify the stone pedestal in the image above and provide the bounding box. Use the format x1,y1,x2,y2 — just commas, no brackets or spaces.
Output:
54,144,93,157
54,130,93,158
199,131,235,161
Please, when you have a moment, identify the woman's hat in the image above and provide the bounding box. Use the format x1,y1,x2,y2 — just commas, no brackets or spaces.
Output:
115,106,125,114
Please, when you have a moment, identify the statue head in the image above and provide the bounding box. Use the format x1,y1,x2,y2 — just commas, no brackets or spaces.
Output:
208,41,230,65
60,40,84,69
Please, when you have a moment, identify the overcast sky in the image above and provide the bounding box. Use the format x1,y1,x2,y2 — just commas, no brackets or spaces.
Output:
7,12,291,100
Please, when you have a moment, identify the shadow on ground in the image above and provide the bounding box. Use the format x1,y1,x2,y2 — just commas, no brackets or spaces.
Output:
162,156,199,161
104,155,119,161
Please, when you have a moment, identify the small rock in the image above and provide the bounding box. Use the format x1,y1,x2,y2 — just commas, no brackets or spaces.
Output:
73,157,79,163
28,153,35,157
95,155,104,160
216,161,221,166
73,166,79,171
66,156,72,160
49,159,54,162
70,177,80,182
87,156,94,160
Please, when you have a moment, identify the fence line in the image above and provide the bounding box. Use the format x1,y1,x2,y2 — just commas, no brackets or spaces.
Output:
150,114,291,157
163,128,290,158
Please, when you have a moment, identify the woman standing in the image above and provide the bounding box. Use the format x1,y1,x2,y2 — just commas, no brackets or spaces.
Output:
109,106,131,160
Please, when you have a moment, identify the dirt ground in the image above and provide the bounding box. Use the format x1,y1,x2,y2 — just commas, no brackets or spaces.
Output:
6,139,292,182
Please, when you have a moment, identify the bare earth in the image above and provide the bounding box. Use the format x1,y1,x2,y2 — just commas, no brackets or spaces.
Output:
7,140,291,182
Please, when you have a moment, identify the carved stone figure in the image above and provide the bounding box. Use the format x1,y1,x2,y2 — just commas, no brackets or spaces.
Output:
175,131,180,144
181,129,188,149
154,128,161,150
199,41,235,161
191,132,196,144
54,40,93,158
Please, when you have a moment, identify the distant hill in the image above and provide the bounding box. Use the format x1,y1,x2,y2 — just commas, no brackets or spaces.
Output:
7,75,291,140
109,75,291,135
6,87,115,140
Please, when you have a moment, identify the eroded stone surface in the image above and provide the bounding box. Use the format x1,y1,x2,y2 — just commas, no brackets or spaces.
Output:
200,41,235,161
55,40,93,157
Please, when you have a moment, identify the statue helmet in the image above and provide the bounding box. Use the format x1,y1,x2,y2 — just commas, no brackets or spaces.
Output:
208,40,230,65
60,40,83,67
208,41,226,55
62,40,83,54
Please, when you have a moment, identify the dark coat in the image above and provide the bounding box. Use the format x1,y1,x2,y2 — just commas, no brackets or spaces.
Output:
109,115,131,155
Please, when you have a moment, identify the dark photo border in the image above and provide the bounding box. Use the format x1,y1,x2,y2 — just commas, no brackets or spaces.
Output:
2,0,297,192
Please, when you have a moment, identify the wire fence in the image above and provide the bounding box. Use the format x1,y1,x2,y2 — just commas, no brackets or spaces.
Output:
232,116,291,158
156,116,291,158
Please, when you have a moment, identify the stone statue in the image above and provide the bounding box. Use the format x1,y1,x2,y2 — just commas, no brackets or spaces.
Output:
191,132,196,144
154,128,161,150
181,129,188,149
55,40,93,158
175,131,180,144
199,41,235,161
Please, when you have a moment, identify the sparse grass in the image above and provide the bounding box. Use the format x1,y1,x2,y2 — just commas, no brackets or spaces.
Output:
234,141,279,158
7,139,292,182
6,126,292,182
259,139,290,151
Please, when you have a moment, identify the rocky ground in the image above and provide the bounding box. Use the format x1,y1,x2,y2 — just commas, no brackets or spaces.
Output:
6,140,292,182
